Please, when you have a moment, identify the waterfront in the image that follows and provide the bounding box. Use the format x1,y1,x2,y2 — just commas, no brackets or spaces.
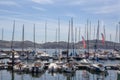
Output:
0,49,120,80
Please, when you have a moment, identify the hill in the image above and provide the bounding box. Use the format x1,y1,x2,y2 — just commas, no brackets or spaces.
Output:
0,40,119,49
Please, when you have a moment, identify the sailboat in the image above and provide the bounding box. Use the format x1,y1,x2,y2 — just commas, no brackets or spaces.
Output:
90,20,106,72
35,21,50,60
52,28,59,60
61,18,77,73
27,24,36,60
7,21,21,67
19,24,27,60
29,60,45,73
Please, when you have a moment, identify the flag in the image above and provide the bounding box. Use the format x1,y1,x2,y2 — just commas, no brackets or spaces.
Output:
101,33,105,45
82,36,86,48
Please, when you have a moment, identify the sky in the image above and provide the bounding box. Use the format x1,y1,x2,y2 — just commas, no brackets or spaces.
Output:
0,0,120,43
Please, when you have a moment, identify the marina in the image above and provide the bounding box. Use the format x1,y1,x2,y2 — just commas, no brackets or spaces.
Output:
0,0,120,80
0,49,120,80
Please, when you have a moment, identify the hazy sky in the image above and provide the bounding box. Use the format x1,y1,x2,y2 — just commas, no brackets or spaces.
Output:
0,0,120,43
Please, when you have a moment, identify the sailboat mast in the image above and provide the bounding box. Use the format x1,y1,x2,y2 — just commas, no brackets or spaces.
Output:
45,21,47,52
58,18,60,44
67,20,70,62
110,34,112,48
85,25,86,39
119,22,120,43
114,25,118,49
95,20,99,52
89,21,91,40
33,24,36,51
87,20,89,57
11,20,15,70
75,28,77,44
79,27,81,42
55,28,58,52
97,20,100,41
22,24,24,52
1,28,4,41
75,27,77,54
71,18,75,55
103,25,106,49
11,20,15,50
94,26,95,39
58,18,60,53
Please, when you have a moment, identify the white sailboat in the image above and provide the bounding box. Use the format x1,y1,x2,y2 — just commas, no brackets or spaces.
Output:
62,62,76,73
9,50,20,59
13,62,28,72
36,51,50,60
29,60,45,73
48,63,59,72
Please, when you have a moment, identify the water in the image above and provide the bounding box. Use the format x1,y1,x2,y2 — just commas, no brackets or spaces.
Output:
0,69,119,80
0,49,120,80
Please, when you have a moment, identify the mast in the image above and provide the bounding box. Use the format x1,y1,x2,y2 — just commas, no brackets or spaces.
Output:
67,20,70,62
89,21,91,40
75,27,77,55
11,21,15,49
103,25,106,49
11,20,15,70
94,26,96,39
110,34,112,48
75,28,77,43
58,18,60,53
85,25,86,39
55,28,58,52
87,20,89,57
22,24,24,52
1,28,4,50
33,24,36,51
45,21,47,52
58,18,60,44
71,18,75,56
119,22,120,43
114,25,118,49
94,20,100,53
1,28,3,41
79,27,81,42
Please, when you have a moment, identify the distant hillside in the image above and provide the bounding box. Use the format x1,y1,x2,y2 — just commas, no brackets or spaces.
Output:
0,40,120,49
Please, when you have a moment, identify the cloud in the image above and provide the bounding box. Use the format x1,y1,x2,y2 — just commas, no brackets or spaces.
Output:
68,0,115,6
83,4,120,14
64,13,77,18
0,9,22,15
31,0,54,4
32,6,46,11
0,1,20,6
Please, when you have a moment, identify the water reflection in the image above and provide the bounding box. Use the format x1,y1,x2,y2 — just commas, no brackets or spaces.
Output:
0,69,118,80
82,70,90,80
11,70,14,80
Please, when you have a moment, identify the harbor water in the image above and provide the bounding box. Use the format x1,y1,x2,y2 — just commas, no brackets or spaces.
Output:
0,49,120,80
